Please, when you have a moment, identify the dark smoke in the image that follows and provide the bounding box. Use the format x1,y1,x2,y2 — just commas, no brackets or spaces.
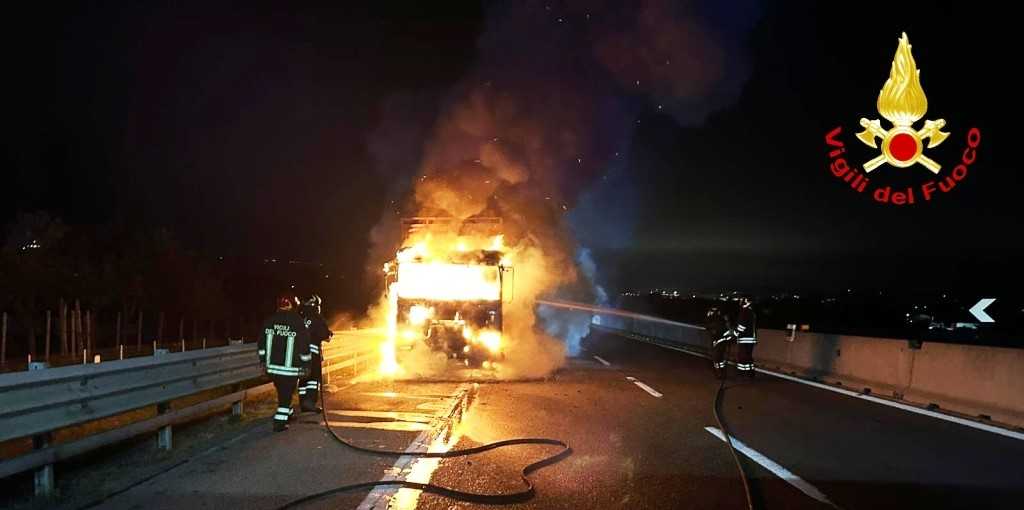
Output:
366,1,761,360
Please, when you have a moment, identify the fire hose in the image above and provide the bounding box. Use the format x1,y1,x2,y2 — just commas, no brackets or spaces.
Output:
714,359,755,510
273,367,573,509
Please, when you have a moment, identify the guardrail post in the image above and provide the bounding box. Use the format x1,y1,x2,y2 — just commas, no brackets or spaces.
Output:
2,311,8,368
157,402,172,450
32,433,55,497
28,361,55,496
231,383,244,417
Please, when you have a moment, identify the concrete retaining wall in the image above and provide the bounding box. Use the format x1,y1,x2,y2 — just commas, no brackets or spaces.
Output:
755,329,1024,429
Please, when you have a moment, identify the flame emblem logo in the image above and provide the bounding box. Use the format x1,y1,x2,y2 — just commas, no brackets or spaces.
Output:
857,33,949,173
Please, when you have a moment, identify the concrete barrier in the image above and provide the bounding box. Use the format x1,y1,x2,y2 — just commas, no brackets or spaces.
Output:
755,329,1024,429
904,342,1024,427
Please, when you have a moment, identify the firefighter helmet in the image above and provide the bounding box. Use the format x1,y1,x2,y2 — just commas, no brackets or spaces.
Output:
277,293,298,311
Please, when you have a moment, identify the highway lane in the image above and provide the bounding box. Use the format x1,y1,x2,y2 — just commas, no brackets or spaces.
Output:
415,330,1024,509
416,351,829,508
85,380,468,510
586,330,1024,509
50,327,1024,510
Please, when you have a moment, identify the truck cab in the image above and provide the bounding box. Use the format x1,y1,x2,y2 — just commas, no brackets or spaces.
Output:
383,217,512,367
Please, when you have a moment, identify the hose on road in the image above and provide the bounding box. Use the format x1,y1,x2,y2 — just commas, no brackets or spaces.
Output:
274,369,572,509
714,350,755,510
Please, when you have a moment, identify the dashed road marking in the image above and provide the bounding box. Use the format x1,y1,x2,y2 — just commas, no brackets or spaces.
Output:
626,376,663,398
607,326,1024,441
705,427,837,507
593,355,611,366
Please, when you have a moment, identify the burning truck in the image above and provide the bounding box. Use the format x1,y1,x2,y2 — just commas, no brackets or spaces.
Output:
382,217,514,369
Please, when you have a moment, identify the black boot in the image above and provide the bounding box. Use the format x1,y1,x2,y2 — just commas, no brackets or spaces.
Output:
301,394,322,413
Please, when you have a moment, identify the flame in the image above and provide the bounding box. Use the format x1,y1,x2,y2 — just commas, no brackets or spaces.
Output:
377,227,511,377
408,305,433,326
379,282,403,377
391,234,504,302
459,326,502,355
477,330,502,354
877,32,928,127
396,262,501,301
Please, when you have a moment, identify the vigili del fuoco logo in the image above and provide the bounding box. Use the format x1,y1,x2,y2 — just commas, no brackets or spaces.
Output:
825,33,981,205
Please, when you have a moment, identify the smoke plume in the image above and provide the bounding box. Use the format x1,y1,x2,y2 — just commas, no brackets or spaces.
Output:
367,1,760,378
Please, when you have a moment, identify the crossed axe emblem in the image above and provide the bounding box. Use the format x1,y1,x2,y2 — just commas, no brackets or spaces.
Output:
856,117,949,173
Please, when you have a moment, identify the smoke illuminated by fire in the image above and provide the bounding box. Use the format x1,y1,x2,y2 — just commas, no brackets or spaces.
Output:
361,1,759,380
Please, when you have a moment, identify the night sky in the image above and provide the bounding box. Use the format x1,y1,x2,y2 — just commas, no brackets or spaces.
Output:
6,1,1022,303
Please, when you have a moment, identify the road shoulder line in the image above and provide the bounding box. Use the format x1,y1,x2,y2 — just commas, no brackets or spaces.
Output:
756,367,1024,442
704,426,836,507
357,383,473,510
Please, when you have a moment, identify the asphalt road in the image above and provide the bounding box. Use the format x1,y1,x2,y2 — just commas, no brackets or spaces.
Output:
77,329,1024,510
88,379,468,510
415,330,1024,510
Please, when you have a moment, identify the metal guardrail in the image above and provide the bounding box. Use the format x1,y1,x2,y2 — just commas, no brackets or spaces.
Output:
0,329,384,499
0,385,270,481
0,342,264,497
321,330,380,382
0,342,262,444
537,299,709,353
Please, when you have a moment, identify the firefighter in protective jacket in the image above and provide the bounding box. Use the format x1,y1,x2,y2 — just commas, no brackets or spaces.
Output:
733,297,757,376
259,294,311,432
298,294,333,413
706,306,731,379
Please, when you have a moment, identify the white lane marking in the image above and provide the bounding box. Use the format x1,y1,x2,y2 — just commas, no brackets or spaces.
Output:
356,427,431,510
612,326,1024,441
593,355,611,366
755,367,1024,442
625,376,663,398
357,384,470,510
705,427,836,507
327,410,434,423
325,420,432,432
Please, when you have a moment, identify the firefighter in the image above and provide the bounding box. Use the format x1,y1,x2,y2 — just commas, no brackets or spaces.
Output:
734,296,758,377
706,306,731,379
298,294,333,413
259,293,312,432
